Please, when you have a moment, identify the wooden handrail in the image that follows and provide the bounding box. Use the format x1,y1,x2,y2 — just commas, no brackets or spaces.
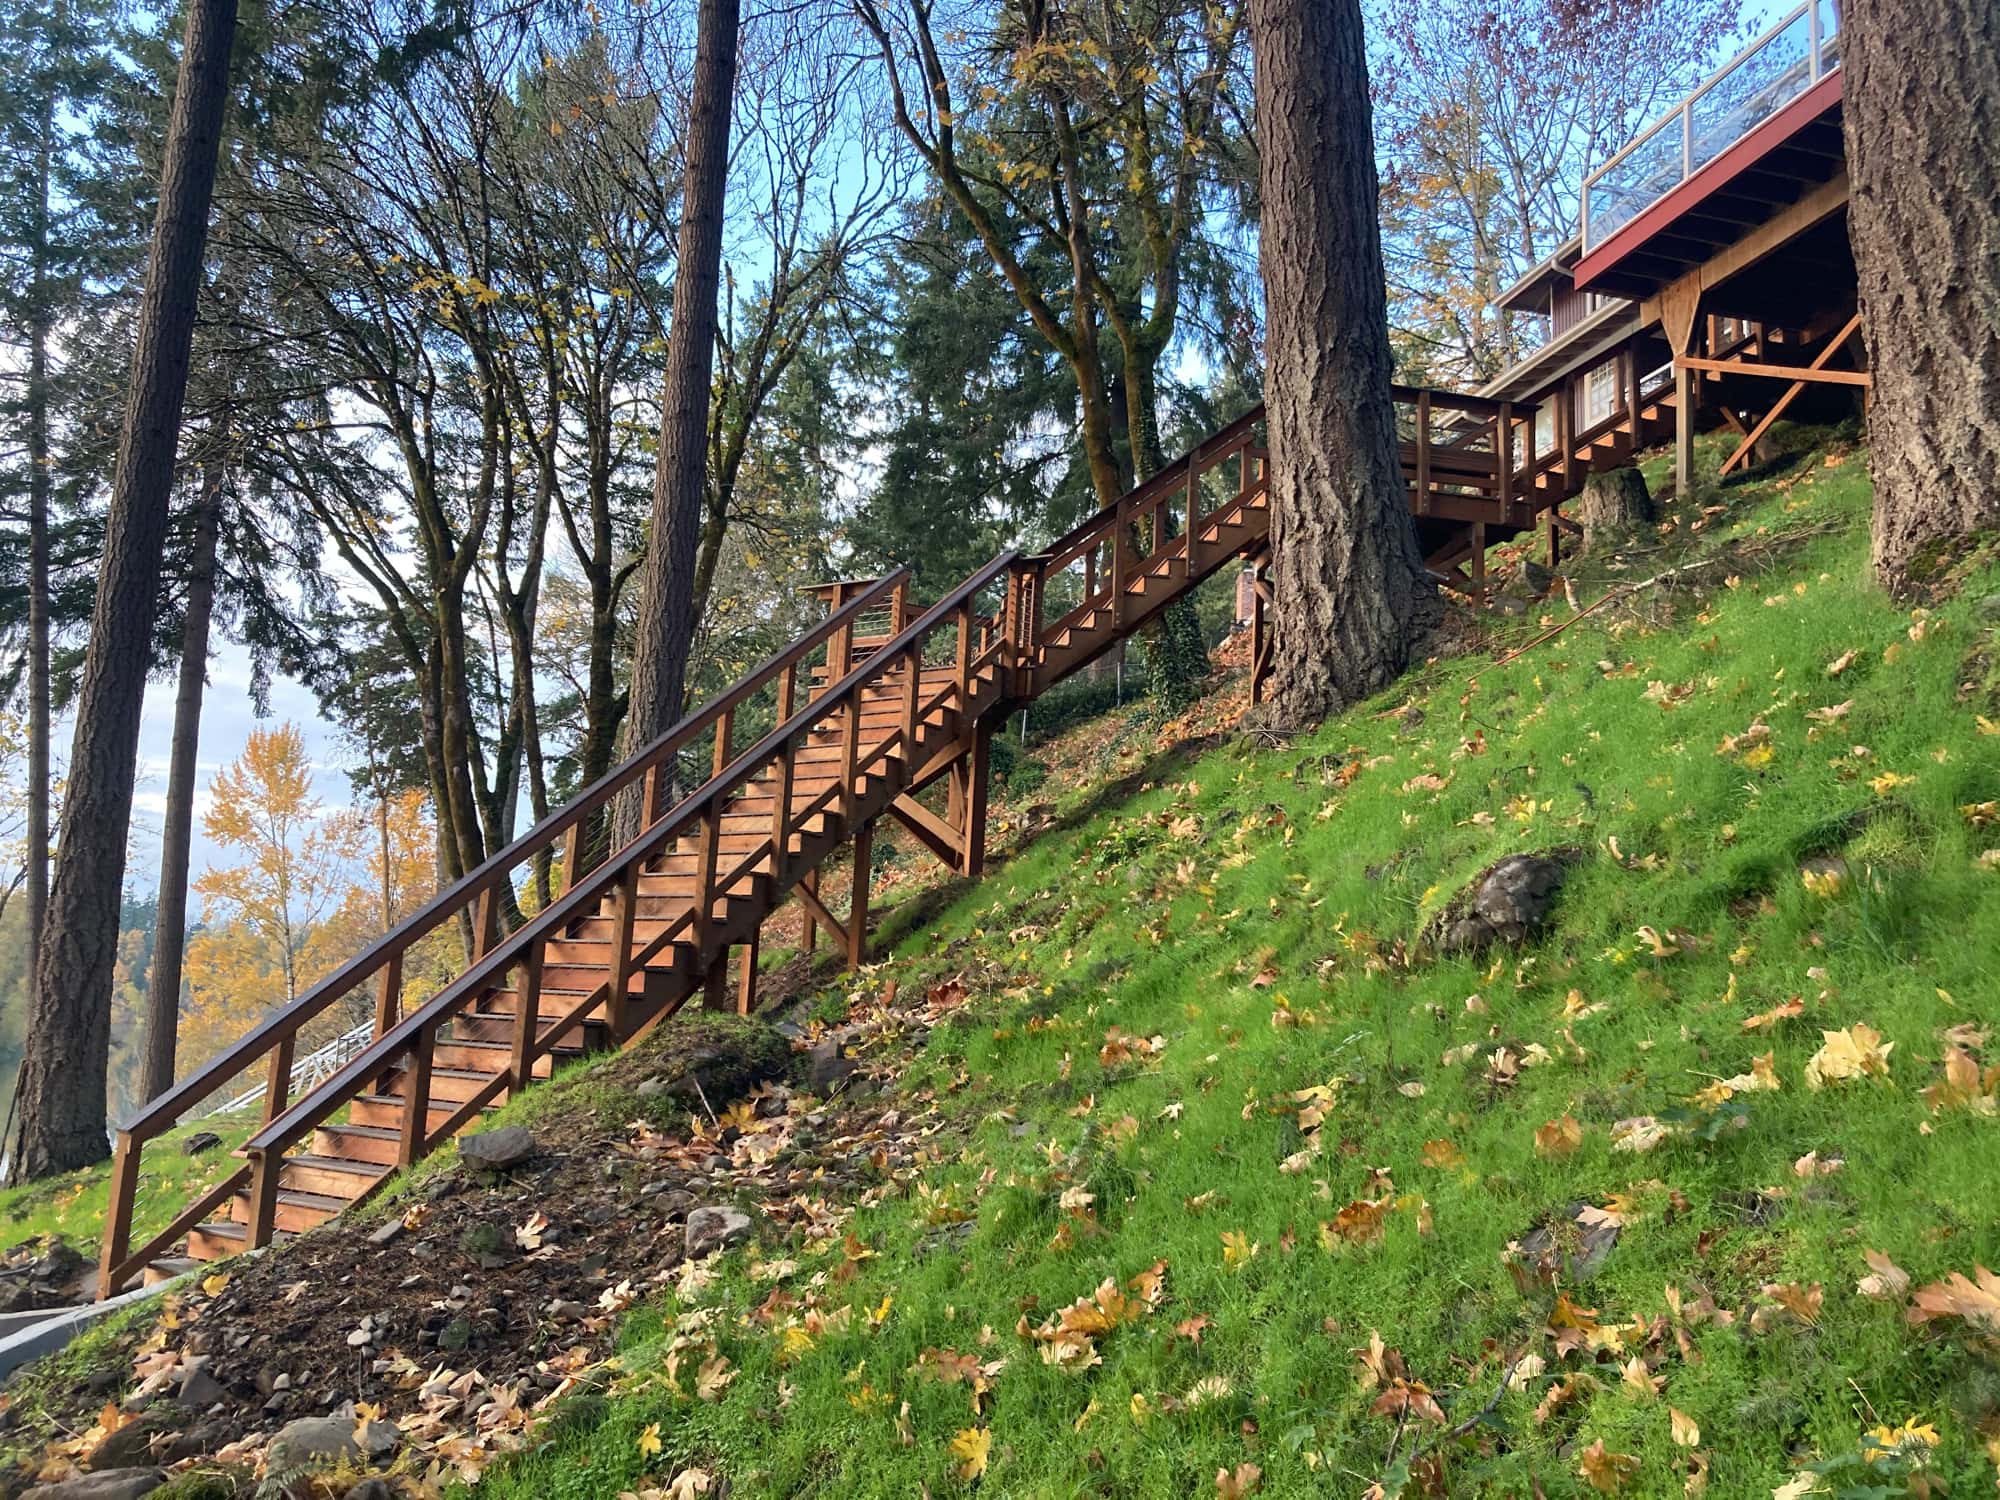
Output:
118,566,912,1145
97,569,911,1293
240,551,1023,1167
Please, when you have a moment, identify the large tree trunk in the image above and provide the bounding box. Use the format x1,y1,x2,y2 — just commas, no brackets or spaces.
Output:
141,470,222,1103
24,178,53,1015
10,0,238,1182
1249,0,1437,728
622,0,740,828
1843,0,2000,593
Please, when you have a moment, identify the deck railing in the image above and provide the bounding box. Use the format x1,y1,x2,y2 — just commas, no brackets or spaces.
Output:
1583,0,1841,251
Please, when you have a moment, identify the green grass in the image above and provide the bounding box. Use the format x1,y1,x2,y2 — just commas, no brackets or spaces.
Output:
462,431,2000,1499
0,1107,260,1269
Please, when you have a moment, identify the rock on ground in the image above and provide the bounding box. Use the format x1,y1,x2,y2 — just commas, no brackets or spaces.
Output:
458,1126,538,1172
1423,850,1581,955
21,1472,166,1499
684,1206,753,1260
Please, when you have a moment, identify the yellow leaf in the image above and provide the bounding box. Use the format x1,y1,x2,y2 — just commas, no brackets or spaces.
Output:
1220,1229,1259,1268
949,1425,992,1480
1670,1407,1701,1447
200,1272,231,1297
1805,1024,1893,1089
636,1421,663,1458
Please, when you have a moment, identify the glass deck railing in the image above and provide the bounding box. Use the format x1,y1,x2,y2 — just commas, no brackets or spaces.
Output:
1582,0,1841,252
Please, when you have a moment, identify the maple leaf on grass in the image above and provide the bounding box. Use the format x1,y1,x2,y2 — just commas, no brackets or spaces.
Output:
1577,1438,1642,1494
1215,1461,1263,1498
636,1422,663,1459
1856,1249,1910,1300
949,1425,992,1481
666,1470,712,1500
1906,1265,2000,1333
1534,1114,1582,1157
1805,1024,1893,1088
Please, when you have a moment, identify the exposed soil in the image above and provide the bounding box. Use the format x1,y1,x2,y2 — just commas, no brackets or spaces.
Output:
0,993,979,1496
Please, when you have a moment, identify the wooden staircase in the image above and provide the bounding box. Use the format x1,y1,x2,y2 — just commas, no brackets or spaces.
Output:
101,375,1670,1295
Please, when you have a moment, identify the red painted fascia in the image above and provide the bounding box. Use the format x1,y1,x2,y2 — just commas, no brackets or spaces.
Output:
1574,69,1844,292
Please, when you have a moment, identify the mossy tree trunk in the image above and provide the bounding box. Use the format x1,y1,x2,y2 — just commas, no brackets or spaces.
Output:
1843,0,2000,592
1249,0,1438,727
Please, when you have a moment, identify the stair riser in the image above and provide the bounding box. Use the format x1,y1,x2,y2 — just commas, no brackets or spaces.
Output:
227,1192,341,1233
279,1160,383,1202
187,1227,246,1261
313,1125,403,1167
452,1012,608,1049
429,1041,558,1077
349,1095,463,1132
388,1069,513,1107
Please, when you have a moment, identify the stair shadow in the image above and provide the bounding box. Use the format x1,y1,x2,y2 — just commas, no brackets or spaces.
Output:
870,729,1234,953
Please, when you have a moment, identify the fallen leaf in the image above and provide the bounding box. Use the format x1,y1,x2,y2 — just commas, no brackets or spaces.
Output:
949,1426,992,1481
1670,1407,1701,1447
1907,1265,2000,1333
1805,1024,1893,1088
1856,1249,1910,1300
636,1422,663,1459
1578,1437,1642,1494
1535,1115,1583,1157
1215,1462,1263,1499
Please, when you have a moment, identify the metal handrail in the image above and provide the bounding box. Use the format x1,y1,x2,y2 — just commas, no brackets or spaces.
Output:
1581,0,1839,251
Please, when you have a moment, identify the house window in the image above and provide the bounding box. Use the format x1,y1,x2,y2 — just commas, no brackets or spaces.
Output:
1585,361,1620,427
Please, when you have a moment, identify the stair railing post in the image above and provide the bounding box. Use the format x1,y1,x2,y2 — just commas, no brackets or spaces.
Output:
1185,451,1202,575
97,1134,139,1295
246,1147,280,1248
472,886,498,959
712,707,734,778
1496,401,1513,517
1109,510,1129,628
840,689,862,825
396,1024,435,1168
511,940,543,1094
562,821,586,890
372,951,405,1093
769,731,795,884
610,859,640,1038
954,600,974,733
901,642,922,753
261,1033,296,1127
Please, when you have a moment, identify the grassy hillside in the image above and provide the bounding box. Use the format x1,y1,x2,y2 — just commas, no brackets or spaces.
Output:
470,431,2000,1499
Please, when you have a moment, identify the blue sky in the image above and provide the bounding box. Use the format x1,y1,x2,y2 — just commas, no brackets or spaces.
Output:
105,0,1808,896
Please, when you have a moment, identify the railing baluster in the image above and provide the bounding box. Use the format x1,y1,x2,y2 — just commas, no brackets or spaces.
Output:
472,886,497,959
1110,510,1129,627
511,941,543,1093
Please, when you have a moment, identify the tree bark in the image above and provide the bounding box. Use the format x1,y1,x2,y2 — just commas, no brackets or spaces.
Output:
24,113,53,1019
622,0,740,828
10,0,237,1182
140,468,222,1103
1249,0,1438,728
1843,0,2000,593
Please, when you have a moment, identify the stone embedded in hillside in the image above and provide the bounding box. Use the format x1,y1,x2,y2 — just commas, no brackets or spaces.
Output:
22,1471,167,1499
1520,559,1555,598
1576,467,1654,551
265,1413,400,1476
684,1205,753,1260
1975,590,2000,622
807,1040,857,1094
1423,850,1582,955
180,1131,223,1156
458,1126,538,1172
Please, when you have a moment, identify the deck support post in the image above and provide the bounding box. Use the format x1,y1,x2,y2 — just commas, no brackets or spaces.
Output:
702,960,729,1012
846,822,873,970
1674,361,1696,499
961,719,991,880
1470,522,1488,605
